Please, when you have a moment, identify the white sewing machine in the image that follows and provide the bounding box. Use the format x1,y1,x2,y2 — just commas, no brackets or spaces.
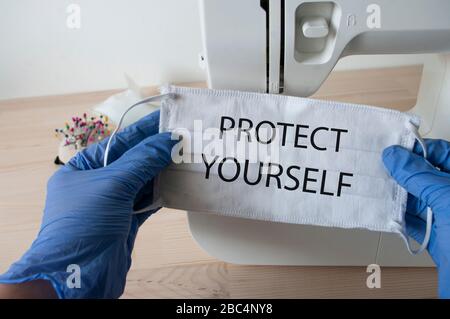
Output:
189,0,450,266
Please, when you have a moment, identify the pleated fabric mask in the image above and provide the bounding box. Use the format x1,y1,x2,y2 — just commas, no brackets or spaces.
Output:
155,85,430,255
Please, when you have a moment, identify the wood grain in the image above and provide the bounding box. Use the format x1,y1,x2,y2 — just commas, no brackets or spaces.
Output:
0,66,438,298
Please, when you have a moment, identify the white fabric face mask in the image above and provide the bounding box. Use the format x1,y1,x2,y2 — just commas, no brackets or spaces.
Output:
108,85,431,255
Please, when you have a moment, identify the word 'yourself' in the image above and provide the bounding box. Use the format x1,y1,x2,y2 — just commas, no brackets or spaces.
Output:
203,156,353,197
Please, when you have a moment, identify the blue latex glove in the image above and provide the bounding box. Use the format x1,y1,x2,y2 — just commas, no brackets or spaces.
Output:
0,110,177,298
382,139,450,298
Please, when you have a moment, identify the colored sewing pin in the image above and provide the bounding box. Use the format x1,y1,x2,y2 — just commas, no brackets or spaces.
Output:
55,113,112,150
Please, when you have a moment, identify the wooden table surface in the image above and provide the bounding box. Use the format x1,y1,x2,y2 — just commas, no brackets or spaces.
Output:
0,66,438,298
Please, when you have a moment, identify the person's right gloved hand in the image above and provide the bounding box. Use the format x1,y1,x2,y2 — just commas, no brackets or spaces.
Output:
382,139,450,298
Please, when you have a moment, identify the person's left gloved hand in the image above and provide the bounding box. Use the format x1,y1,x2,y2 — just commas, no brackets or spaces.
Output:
0,110,177,298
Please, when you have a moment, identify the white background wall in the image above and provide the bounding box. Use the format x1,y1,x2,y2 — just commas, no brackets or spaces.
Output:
0,0,427,100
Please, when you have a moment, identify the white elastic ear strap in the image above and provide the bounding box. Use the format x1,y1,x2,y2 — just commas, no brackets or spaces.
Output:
103,93,174,167
401,121,433,255
103,93,175,214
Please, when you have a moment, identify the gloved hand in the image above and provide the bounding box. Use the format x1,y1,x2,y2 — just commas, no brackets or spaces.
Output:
0,110,177,298
382,139,450,298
